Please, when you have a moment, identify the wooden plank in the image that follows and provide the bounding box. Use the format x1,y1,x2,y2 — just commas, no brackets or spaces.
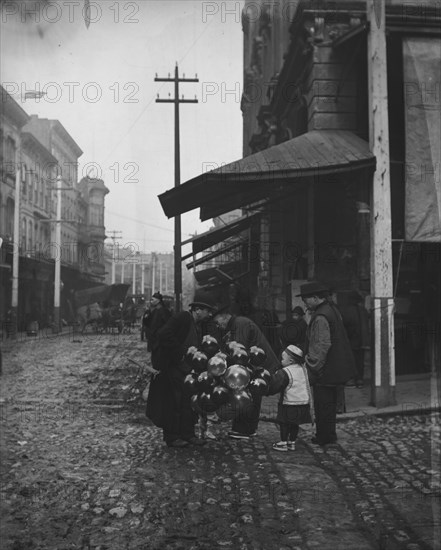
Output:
313,45,339,63
305,78,357,98
317,130,364,164
281,136,318,170
309,95,356,114
330,131,372,162
276,140,311,170
303,131,347,167
308,112,357,131
311,63,345,80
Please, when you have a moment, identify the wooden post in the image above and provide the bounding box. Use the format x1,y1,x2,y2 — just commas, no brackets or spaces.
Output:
11,167,21,338
367,0,396,407
155,65,198,312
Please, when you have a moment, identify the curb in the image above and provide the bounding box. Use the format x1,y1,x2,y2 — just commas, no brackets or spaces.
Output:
260,405,441,423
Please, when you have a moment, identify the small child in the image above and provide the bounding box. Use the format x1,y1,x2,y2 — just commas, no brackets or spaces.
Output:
268,345,314,451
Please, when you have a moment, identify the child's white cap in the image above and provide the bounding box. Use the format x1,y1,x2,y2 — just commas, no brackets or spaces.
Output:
285,345,304,362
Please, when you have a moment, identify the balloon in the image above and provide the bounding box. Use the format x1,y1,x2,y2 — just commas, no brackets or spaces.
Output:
230,389,253,412
231,347,249,367
212,384,230,406
259,369,271,384
226,341,245,354
223,365,250,391
248,377,269,397
216,403,235,422
200,335,220,358
190,394,203,414
197,371,215,392
207,355,227,378
191,351,208,373
249,346,266,368
198,391,218,413
184,346,198,368
184,372,199,395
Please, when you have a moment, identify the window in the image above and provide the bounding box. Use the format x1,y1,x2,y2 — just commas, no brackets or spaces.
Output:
28,219,33,251
5,136,16,172
33,172,38,204
6,198,14,235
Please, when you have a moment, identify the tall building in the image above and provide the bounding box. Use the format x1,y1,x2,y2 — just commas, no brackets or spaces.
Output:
0,88,109,329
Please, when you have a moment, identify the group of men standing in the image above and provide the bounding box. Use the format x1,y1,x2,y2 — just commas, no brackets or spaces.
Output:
143,282,361,449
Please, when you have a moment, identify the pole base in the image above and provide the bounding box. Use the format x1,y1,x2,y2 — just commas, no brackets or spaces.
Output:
370,384,397,408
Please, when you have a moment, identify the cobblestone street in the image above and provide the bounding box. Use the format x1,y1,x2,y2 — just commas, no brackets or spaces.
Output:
0,331,439,550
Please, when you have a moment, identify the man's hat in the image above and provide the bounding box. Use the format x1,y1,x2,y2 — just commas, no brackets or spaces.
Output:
152,291,163,302
284,345,304,362
296,281,329,298
189,288,217,311
212,303,231,317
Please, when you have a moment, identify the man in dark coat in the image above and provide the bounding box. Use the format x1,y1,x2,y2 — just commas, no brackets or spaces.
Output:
339,291,370,388
144,292,171,370
299,281,357,446
146,289,216,448
213,308,280,439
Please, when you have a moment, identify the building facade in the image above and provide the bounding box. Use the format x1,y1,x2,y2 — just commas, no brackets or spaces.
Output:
0,88,109,330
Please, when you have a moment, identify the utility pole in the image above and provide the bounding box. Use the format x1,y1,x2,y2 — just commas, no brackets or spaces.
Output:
107,230,122,284
367,0,396,407
11,166,21,338
54,175,62,333
151,252,156,295
141,256,145,296
155,64,198,312
132,261,136,294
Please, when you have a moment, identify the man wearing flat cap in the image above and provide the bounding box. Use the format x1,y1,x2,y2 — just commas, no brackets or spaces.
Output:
298,281,357,446
146,288,216,448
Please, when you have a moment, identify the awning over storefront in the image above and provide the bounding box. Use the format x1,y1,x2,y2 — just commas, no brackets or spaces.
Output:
158,130,375,221
182,212,261,257
193,261,248,288
186,240,244,269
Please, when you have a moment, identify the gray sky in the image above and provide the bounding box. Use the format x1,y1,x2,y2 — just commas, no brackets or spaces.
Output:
1,0,244,253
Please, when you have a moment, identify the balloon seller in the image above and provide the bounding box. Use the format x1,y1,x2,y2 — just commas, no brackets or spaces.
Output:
212,306,280,440
267,345,315,452
145,289,217,448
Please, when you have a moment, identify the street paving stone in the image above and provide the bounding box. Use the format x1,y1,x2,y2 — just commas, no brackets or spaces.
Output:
0,332,439,549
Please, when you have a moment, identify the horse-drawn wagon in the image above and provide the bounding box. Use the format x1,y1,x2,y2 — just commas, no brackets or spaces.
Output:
73,283,130,333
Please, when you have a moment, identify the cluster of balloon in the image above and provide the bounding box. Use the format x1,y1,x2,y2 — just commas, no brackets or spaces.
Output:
184,337,271,418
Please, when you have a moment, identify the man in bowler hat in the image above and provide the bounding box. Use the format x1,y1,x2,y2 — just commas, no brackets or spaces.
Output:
298,281,357,445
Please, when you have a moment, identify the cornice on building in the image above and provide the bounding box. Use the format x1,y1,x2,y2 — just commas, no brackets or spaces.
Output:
0,86,30,128
21,131,58,165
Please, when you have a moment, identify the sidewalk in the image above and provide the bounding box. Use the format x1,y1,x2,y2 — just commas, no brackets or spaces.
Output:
261,372,440,422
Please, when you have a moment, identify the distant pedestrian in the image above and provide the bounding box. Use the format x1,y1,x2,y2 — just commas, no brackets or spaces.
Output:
298,281,357,446
141,305,149,341
144,292,171,370
268,345,314,452
279,306,308,352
